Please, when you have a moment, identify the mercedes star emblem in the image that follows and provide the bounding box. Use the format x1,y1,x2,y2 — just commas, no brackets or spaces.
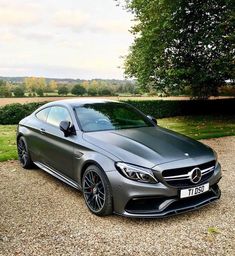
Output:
189,167,202,184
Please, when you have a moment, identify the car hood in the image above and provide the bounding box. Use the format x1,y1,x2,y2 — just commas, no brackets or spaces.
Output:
83,127,213,168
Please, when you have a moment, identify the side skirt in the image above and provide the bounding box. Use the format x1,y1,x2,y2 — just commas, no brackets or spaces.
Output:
34,161,82,191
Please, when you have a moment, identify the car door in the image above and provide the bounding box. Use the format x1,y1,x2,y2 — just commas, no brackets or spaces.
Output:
40,106,75,180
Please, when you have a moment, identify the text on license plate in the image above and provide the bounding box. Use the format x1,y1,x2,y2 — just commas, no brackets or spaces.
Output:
180,183,209,199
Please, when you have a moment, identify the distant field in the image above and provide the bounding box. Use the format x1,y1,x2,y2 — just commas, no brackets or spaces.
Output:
0,96,234,106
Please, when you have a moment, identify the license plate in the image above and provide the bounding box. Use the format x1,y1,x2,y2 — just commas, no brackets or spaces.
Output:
180,183,209,199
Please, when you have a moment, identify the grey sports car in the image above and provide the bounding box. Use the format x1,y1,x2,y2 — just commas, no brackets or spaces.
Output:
17,99,221,218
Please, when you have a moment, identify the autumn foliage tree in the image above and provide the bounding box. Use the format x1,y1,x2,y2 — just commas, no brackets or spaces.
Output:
24,77,46,95
48,80,57,92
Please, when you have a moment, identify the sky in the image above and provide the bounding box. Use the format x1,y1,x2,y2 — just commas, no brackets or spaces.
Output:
0,0,133,79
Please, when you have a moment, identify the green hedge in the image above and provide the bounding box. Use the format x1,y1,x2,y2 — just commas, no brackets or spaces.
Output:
0,102,47,125
0,99,234,125
127,98,235,118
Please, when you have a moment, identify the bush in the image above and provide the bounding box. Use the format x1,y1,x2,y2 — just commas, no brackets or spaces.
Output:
36,88,44,97
71,84,86,96
98,87,113,96
126,98,235,118
58,86,69,95
0,102,47,125
0,99,234,125
13,87,25,97
87,87,97,96
0,86,12,97
219,86,235,96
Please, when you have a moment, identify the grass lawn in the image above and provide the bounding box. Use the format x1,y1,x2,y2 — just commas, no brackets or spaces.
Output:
0,125,17,162
158,115,235,139
0,115,234,162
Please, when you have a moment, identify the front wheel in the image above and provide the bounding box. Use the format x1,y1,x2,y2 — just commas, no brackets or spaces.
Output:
17,137,34,169
82,165,113,216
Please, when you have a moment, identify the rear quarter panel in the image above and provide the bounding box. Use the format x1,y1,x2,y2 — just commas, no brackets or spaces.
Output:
18,114,48,162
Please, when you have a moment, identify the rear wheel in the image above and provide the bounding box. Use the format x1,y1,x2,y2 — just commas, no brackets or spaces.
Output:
82,165,113,216
17,137,34,169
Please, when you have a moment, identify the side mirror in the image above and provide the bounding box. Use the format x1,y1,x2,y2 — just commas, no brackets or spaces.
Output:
147,115,158,125
59,121,76,137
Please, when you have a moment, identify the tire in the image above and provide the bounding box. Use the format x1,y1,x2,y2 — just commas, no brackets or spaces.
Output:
17,136,34,169
82,165,113,216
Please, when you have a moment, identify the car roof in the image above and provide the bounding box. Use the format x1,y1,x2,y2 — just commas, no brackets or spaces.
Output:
42,98,120,108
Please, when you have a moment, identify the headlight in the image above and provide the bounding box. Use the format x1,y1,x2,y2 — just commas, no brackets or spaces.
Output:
115,162,158,184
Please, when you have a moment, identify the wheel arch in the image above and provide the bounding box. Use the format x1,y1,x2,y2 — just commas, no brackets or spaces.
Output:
80,160,106,184
16,132,23,142
76,151,116,186
17,124,29,141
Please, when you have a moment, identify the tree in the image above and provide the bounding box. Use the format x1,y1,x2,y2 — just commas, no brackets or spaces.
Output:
98,86,113,96
24,77,36,93
13,87,25,97
0,80,12,97
87,87,97,96
71,84,86,96
81,80,90,90
58,86,69,95
36,88,44,97
0,80,6,87
0,86,11,97
87,80,99,96
122,0,235,99
48,80,57,92
24,77,46,94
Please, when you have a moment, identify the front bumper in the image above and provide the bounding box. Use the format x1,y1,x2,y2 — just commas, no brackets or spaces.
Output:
107,163,222,218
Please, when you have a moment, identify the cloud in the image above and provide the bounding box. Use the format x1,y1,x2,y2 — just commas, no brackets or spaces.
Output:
0,7,40,26
89,20,131,34
0,32,17,43
0,62,119,79
0,31,55,44
21,32,56,41
53,9,131,35
0,0,133,79
53,10,88,31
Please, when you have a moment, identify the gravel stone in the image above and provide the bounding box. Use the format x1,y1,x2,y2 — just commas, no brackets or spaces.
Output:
0,136,234,256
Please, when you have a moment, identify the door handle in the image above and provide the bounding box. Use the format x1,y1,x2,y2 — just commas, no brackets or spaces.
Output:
40,128,46,135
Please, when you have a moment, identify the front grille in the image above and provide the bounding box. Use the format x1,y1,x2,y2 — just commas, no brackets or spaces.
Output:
162,160,216,188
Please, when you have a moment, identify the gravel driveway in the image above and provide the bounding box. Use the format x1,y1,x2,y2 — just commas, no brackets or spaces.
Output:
0,136,234,256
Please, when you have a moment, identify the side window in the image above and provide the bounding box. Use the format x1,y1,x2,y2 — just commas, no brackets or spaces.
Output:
36,107,51,122
47,106,72,127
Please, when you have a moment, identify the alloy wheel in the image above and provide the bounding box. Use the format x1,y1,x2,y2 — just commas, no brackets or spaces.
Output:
83,170,105,212
17,139,29,166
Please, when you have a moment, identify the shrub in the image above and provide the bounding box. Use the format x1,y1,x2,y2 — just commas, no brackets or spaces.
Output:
219,86,235,96
98,87,113,96
126,98,235,118
71,84,86,96
0,86,12,97
13,87,25,97
0,102,47,125
58,86,69,95
36,88,44,97
87,87,97,96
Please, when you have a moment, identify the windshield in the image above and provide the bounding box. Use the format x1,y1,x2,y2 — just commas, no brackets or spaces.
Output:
75,102,154,132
